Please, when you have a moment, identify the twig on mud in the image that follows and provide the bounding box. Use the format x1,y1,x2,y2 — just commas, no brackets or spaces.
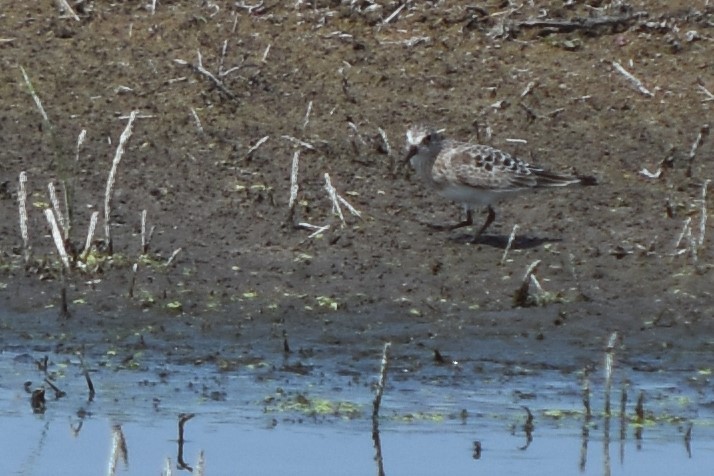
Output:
18,172,31,265
324,173,361,226
698,180,710,248
697,79,714,103
297,222,330,238
104,110,139,255
604,332,619,416
513,259,541,306
245,135,269,158
190,108,204,135
80,211,99,261
685,124,710,178
76,129,86,162
382,3,405,25
289,150,300,210
166,248,182,266
261,44,271,63
20,66,49,123
611,61,654,98
302,101,313,131
55,0,80,21
174,51,237,100
281,135,315,150
520,81,537,98
141,209,155,254
372,342,391,476
674,216,694,253
500,224,519,266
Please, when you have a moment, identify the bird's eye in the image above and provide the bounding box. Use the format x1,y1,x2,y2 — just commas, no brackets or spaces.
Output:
422,135,432,145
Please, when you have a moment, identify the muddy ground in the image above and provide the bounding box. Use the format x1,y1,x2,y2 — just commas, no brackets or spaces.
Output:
1,1,713,365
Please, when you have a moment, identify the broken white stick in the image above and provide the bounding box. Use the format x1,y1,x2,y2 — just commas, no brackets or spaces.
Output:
246,135,269,156
500,224,519,265
611,61,654,97
104,110,139,253
18,172,30,263
289,150,300,209
76,129,87,161
80,211,99,261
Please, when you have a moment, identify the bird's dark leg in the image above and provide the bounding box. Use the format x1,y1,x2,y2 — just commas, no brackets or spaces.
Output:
426,209,473,231
472,206,496,242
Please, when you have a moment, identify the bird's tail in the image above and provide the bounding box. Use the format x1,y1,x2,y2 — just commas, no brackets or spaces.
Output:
533,169,598,187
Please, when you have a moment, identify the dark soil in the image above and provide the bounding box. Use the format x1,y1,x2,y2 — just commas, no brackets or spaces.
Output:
1,1,713,362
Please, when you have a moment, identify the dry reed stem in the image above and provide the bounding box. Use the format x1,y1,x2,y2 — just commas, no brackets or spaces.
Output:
190,108,204,134
104,110,139,254
303,101,313,130
20,66,49,123
324,173,361,225
699,180,710,247
44,209,70,269
108,425,128,476
500,224,519,265
80,211,99,261
47,182,67,238
76,129,86,161
604,332,619,416
18,172,30,264
289,150,300,209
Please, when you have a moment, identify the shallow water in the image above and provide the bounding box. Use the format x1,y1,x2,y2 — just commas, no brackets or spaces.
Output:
2,330,713,476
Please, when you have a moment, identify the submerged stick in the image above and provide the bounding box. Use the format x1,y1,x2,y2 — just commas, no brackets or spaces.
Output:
177,413,195,471
604,332,619,416
77,353,95,401
104,110,139,255
372,342,391,476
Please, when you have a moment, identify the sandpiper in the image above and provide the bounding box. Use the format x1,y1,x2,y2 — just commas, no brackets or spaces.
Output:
403,124,595,242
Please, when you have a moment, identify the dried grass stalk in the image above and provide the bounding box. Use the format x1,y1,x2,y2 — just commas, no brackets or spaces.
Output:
44,209,70,270
104,110,139,255
289,150,300,209
18,172,30,264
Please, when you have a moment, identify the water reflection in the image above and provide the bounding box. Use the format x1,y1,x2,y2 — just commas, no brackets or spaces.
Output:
2,346,713,475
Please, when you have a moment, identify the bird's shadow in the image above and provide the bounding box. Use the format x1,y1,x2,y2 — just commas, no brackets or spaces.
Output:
449,233,560,250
